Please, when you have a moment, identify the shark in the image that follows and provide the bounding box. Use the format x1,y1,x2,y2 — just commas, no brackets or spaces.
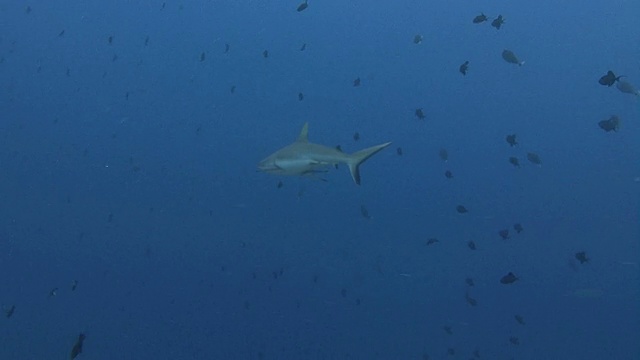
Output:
258,123,391,185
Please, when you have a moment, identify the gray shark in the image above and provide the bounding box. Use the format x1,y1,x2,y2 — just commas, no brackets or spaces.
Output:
258,123,391,185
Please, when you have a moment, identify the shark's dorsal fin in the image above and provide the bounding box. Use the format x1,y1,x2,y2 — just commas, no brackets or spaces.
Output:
296,122,309,142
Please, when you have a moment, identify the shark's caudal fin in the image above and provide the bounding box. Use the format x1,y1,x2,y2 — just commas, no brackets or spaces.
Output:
347,142,392,185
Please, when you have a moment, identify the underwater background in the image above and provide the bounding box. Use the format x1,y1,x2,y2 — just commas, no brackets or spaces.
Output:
1,0,639,359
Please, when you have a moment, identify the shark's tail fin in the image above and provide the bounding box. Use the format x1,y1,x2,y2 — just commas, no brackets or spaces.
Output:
347,142,392,185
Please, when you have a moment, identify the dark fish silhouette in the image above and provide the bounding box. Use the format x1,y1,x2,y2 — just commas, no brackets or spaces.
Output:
465,277,475,286
514,314,525,325
467,240,476,250
443,325,453,335
415,108,425,119
598,70,622,87
4,305,15,318
491,15,505,29
500,272,519,284
300,43,307,51
444,170,453,179
527,152,542,165
70,333,86,360
296,0,308,12
262,50,269,58
144,35,150,46
439,148,448,161
502,49,524,66
509,336,520,345
353,77,361,87
506,134,517,147
25,5,32,13
353,132,360,141
108,35,113,45
598,115,620,132
413,34,423,44
48,287,58,298
298,92,304,101
230,85,236,93
200,52,205,62
456,205,468,214
224,43,230,53
360,205,371,219
465,292,478,306
499,229,510,240
513,223,523,233
396,147,403,156
508,157,520,168
426,238,439,245
472,13,488,24
575,251,589,264
277,181,283,189
71,280,78,291
58,29,65,37
459,60,469,75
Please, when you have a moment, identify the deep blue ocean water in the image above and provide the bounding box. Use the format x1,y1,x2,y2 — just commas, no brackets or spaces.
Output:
1,1,639,359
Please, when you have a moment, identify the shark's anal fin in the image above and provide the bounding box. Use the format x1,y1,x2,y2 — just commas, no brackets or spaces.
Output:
296,122,309,142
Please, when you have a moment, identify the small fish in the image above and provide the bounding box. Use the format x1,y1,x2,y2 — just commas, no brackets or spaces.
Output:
598,70,622,87
456,205,468,214
526,152,542,165
360,205,371,219
473,349,481,358
71,280,78,291
502,49,524,66
491,15,505,29
353,77,361,87
459,60,469,75
500,271,519,284
465,277,475,286
300,43,307,51
58,29,65,37
513,223,523,233
296,0,308,12
598,115,620,132
200,52,205,62
472,13,488,24
616,80,640,96
230,85,236,93
108,35,113,45
508,157,520,168
4,305,15,318
144,35,150,46
298,92,304,101
514,314,525,325
465,292,478,306
70,333,86,360
415,108,426,120
443,325,453,335
396,147,403,156
262,50,269,58
223,43,230,54
447,348,455,356
499,229,510,240
413,34,423,44
48,287,58,298
575,251,589,264
277,181,283,189
353,132,360,141
509,336,520,345
506,134,517,147
444,170,453,179
25,5,32,14
426,238,439,246
467,240,476,250
439,148,448,161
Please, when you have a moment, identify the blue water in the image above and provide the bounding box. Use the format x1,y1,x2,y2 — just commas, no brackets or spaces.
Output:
1,1,639,359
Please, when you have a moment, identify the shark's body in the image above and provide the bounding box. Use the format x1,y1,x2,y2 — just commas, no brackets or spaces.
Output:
258,123,391,185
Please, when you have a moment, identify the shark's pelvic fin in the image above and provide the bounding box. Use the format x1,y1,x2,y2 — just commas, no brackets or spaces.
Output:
347,142,392,185
296,122,309,142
